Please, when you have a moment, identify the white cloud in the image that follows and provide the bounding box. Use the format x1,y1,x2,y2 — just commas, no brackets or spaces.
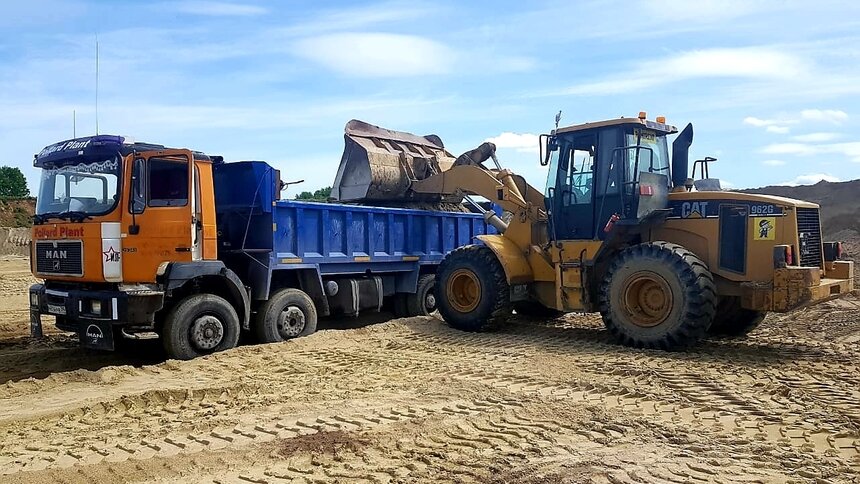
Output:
294,33,454,77
799,109,848,124
761,143,817,156
743,116,780,127
761,141,860,162
766,125,790,134
778,173,841,186
762,159,786,166
792,132,840,142
485,132,539,153
553,47,808,96
171,1,267,16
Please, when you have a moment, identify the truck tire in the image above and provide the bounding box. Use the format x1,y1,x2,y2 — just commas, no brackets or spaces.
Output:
405,274,437,316
435,245,510,331
709,297,766,338
162,294,241,360
599,242,716,350
254,288,318,344
513,301,564,319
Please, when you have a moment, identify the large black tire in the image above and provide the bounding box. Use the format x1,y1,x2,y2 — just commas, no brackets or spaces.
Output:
435,245,511,331
162,294,241,360
254,288,318,344
708,297,766,338
512,301,564,319
405,274,437,316
599,242,717,350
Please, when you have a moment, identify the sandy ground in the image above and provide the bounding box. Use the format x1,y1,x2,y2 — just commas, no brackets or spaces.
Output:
0,257,858,483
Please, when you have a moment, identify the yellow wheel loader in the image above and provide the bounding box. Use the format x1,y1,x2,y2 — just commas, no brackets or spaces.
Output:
333,114,854,350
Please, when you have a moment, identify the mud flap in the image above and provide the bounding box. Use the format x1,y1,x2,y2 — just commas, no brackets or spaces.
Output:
80,321,115,351
30,310,43,338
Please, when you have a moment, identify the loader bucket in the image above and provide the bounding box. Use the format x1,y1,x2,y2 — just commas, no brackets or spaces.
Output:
332,120,457,203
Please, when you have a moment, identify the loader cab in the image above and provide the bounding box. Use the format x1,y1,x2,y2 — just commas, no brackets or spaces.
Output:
542,116,678,240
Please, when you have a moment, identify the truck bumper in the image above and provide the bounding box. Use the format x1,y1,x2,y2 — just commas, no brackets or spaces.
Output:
741,260,854,312
28,284,164,350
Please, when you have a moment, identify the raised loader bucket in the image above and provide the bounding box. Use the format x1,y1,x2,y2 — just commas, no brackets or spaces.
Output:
332,120,457,203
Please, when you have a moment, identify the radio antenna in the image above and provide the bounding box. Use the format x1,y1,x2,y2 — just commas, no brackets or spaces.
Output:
73,110,76,138
95,36,99,135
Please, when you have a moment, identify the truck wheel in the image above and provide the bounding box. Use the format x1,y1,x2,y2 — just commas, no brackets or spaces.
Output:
405,274,437,316
599,242,716,350
254,288,318,344
436,245,510,331
162,294,241,360
709,297,766,338
513,301,564,319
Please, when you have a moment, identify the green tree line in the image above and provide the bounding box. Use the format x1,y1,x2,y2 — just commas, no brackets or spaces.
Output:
0,166,29,198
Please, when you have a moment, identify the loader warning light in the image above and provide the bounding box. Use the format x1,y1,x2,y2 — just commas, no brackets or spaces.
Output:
638,111,647,119
656,116,666,124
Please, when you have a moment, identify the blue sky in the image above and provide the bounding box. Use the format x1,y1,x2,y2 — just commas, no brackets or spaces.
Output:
2,0,860,196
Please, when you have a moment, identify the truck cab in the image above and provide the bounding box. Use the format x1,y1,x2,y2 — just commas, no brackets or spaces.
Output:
29,135,249,357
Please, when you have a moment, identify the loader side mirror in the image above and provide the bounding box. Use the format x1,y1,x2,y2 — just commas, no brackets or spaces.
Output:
539,134,558,166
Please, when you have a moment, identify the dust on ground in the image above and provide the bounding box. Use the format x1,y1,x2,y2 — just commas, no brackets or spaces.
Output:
0,257,858,483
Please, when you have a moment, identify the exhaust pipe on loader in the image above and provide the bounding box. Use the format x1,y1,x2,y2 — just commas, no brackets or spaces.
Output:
671,123,694,191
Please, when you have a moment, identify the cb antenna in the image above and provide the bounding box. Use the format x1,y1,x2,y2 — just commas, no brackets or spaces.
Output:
95,35,99,135
554,110,562,129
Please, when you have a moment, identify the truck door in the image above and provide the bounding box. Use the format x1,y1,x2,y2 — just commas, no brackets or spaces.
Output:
123,150,195,282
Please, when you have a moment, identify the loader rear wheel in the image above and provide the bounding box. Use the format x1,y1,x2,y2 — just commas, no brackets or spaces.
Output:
709,297,766,338
162,294,241,360
254,288,318,344
436,245,510,331
599,242,716,350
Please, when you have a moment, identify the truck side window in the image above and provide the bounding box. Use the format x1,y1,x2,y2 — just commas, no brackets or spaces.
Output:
148,158,189,207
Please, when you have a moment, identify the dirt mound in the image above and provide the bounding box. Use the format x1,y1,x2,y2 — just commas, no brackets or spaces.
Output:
0,198,34,228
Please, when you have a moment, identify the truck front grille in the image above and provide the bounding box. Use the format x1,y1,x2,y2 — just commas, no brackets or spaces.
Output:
796,208,822,267
35,240,84,276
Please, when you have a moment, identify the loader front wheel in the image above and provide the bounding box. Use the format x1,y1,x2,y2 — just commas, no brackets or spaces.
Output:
436,245,510,331
599,242,716,350
708,297,766,338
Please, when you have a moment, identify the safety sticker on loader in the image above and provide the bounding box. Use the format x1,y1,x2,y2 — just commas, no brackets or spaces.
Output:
753,217,776,240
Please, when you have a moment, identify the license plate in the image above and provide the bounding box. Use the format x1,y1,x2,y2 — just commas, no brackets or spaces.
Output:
47,304,66,315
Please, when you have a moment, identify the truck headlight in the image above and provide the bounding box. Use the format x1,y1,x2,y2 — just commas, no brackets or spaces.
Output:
91,300,102,314
30,293,39,307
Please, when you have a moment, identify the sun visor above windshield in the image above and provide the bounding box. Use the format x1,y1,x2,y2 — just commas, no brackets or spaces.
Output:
34,135,126,167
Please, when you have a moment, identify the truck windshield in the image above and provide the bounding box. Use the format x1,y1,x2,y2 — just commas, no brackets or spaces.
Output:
625,129,670,181
35,157,120,218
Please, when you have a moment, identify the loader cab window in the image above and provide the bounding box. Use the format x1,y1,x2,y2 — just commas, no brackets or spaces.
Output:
549,133,597,239
624,129,670,184
148,158,188,207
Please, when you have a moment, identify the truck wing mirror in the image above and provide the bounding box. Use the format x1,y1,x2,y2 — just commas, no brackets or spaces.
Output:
129,158,146,234
539,134,558,166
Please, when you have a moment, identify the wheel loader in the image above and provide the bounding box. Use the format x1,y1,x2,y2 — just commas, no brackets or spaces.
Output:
333,114,854,350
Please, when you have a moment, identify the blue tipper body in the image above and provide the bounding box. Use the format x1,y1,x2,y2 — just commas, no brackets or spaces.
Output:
212,161,494,306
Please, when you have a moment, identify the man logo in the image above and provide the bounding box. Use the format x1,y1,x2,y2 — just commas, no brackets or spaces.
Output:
52,259,61,272
85,324,104,345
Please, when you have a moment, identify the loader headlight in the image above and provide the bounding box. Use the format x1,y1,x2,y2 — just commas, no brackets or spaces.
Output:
90,300,102,315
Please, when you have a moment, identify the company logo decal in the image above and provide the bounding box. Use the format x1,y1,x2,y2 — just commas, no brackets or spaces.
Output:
754,217,776,240
103,246,121,263
85,324,104,345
